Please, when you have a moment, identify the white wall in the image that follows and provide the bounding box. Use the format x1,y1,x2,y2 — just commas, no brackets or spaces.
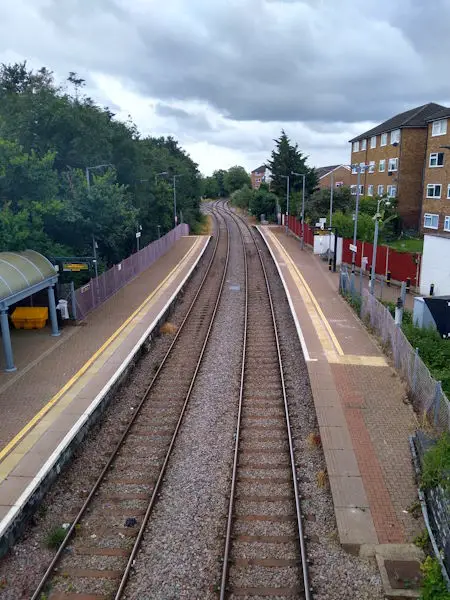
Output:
313,234,343,265
420,235,450,296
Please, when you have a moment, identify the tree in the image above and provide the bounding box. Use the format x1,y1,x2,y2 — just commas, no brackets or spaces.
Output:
224,166,251,195
266,130,318,212
249,184,279,220
305,186,352,225
230,185,253,210
212,169,227,197
201,175,220,198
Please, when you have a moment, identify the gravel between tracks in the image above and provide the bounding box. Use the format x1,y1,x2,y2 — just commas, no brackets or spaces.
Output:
0,234,215,600
123,213,245,600
254,228,385,600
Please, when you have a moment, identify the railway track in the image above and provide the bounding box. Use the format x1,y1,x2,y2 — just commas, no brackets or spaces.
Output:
218,203,310,600
31,206,229,600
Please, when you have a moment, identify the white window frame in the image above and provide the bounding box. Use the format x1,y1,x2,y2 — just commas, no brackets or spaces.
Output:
379,159,386,172
429,152,444,167
380,133,388,146
387,185,396,198
424,213,439,229
353,141,360,152
390,129,401,144
351,165,357,174
367,184,374,197
360,162,365,172
370,135,377,149
359,184,364,195
350,185,357,195
432,119,448,137
444,216,450,232
427,183,442,198
447,184,450,199
377,184,384,196
361,139,367,151
335,181,344,187
388,158,398,172
368,161,375,173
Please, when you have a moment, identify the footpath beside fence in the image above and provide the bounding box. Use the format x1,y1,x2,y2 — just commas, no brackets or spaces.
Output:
73,224,189,320
340,277,450,582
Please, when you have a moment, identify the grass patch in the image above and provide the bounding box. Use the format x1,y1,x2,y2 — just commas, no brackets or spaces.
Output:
421,433,450,491
159,321,177,335
45,526,67,549
387,238,423,253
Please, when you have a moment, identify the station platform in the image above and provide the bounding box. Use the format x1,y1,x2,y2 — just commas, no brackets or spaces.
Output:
0,234,210,552
258,226,422,556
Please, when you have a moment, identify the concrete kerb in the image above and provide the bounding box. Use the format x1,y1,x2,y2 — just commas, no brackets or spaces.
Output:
0,236,211,557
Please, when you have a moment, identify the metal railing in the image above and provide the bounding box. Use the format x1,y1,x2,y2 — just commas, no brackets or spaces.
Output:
74,224,189,320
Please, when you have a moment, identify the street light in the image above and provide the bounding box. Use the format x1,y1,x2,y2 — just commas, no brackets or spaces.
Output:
280,175,290,233
292,172,306,249
136,224,142,252
155,172,183,227
85,163,113,280
369,197,391,295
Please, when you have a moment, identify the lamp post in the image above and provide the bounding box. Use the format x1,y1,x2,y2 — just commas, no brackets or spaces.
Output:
351,163,366,273
85,164,113,281
155,171,183,227
369,197,390,295
136,225,142,252
280,175,290,233
292,172,306,249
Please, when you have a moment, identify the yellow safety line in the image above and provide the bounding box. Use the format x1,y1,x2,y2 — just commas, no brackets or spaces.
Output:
266,229,344,356
0,237,203,463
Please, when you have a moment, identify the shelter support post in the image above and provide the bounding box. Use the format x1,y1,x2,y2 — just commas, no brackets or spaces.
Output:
47,285,60,337
0,308,16,372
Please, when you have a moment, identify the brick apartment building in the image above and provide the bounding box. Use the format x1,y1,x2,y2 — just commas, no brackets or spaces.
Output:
251,165,271,189
349,102,446,231
316,165,351,189
421,108,450,238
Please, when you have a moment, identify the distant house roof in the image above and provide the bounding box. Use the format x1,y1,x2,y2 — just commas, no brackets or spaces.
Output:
316,165,350,179
426,107,450,122
349,103,447,143
251,165,266,174
0,250,57,308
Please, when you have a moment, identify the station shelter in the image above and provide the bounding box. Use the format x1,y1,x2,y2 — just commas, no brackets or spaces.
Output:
0,250,59,372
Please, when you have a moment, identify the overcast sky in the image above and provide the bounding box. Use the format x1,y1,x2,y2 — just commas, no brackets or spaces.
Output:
1,0,450,175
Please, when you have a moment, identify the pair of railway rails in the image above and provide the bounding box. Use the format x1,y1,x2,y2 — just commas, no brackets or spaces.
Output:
30,202,311,600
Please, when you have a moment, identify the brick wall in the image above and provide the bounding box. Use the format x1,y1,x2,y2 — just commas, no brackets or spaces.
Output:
350,128,427,231
421,121,450,237
318,166,351,189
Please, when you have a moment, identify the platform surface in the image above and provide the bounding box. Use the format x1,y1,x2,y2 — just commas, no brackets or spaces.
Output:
0,235,209,531
259,226,421,553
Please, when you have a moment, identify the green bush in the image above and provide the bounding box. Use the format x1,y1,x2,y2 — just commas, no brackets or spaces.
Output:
402,324,450,398
420,556,450,600
381,300,413,326
421,433,450,491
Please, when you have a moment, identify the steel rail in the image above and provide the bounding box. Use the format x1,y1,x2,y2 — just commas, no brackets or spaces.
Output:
31,205,229,600
219,201,311,600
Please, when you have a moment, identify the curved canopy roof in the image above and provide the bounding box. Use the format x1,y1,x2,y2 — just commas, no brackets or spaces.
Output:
0,250,57,304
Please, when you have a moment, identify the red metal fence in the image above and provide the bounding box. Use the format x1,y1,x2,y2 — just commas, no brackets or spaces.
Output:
74,224,190,320
286,216,421,286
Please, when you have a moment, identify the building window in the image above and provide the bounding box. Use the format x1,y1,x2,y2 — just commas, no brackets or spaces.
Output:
387,185,396,198
361,139,367,151
447,184,450,199
255,178,261,183
379,159,386,172
359,184,364,194
388,158,398,172
390,129,401,144
360,162,365,172
335,181,344,187
432,119,448,136
445,216,450,232
368,161,375,173
350,185,357,195
370,135,377,149
368,184,374,196
377,184,384,196
429,152,444,167
424,213,439,229
381,133,388,146
351,164,357,174
427,184,442,198
353,141,360,152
